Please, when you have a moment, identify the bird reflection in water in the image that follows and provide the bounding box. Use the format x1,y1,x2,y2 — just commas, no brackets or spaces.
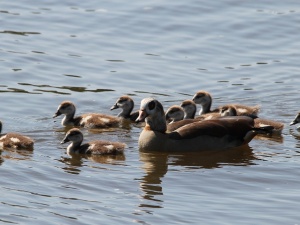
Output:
137,145,257,210
59,154,125,175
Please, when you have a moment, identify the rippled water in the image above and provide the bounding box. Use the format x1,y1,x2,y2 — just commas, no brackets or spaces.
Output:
1,0,300,224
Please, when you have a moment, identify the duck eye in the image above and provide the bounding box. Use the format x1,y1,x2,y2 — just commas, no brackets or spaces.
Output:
148,101,155,110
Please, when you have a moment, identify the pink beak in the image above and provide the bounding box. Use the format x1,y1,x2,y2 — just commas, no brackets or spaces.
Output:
136,110,147,123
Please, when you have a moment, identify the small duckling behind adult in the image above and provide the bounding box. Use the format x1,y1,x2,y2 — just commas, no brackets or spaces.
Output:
53,101,120,128
61,128,126,155
192,90,260,116
220,105,284,135
0,120,34,150
110,95,139,122
165,104,225,132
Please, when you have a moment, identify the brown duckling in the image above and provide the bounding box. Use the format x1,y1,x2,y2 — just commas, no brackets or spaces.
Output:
53,101,120,128
0,120,34,150
192,90,260,116
61,128,126,155
110,95,139,121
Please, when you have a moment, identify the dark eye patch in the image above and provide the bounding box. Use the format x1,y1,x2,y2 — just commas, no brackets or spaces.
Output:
221,107,228,113
148,101,155,110
119,98,126,103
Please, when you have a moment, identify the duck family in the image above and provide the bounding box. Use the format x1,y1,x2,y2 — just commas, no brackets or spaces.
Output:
0,91,298,154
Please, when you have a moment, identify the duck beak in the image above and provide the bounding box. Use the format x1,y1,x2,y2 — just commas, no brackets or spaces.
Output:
110,104,119,110
61,136,70,144
290,120,298,126
53,110,61,118
136,110,147,123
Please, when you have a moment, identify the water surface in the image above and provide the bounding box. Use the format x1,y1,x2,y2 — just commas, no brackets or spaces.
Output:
1,0,300,224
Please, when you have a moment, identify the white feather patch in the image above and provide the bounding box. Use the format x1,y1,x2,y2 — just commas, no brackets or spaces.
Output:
237,108,247,113
0,135,7,140
104,144,114,151
89,143,96,150
100,117,110,123
82,115,92,124
10,137,20,143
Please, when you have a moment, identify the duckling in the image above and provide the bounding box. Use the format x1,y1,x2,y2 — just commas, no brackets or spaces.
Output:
165,104,225,132
136,98,273,151
53,101,120,128
180,100,197,119
180,99,221,120
290,112,300,126
110,95,139,121
61,128,126,155
220,105,284,135
0,120,34,150
192,90,260,116
165,105,185,123
165,105,196,132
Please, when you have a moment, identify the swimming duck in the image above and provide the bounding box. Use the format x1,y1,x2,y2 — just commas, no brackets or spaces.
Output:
165,104,227,132
0,120,34,150
220,105,284,135
136,98,273,151
165,105,185,123
180,100,197,119
110,95,139,121
53,101,120,128
61,128,126,155
192,90,260,116
290,112,300,126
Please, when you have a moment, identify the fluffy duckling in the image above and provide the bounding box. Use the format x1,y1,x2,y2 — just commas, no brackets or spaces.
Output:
136,98,273,151
61,128,126,155
165,104,226,132
180,100,197,119
110,95,139,121
0,120,34,150
165,105,185,123
180,99,221,120
220,105,284,135
165,105,196,132
290,112,300,126
53,101,120,128
192,90,260,116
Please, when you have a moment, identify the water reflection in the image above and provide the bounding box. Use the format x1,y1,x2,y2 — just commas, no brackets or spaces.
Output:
138,145,256,209
289,127,300,149
0,148,33,163
59,154,126,175
17,83,115,95
255,133,284,143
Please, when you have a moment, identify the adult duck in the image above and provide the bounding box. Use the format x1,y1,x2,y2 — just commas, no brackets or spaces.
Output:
136,98,272,151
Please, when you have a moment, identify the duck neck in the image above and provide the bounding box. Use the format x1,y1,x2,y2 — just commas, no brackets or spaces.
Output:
199,96,212,115
67,139,82,154
184,107,196,119
62,111,76,126
145,111,167,133
118,105,133,118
